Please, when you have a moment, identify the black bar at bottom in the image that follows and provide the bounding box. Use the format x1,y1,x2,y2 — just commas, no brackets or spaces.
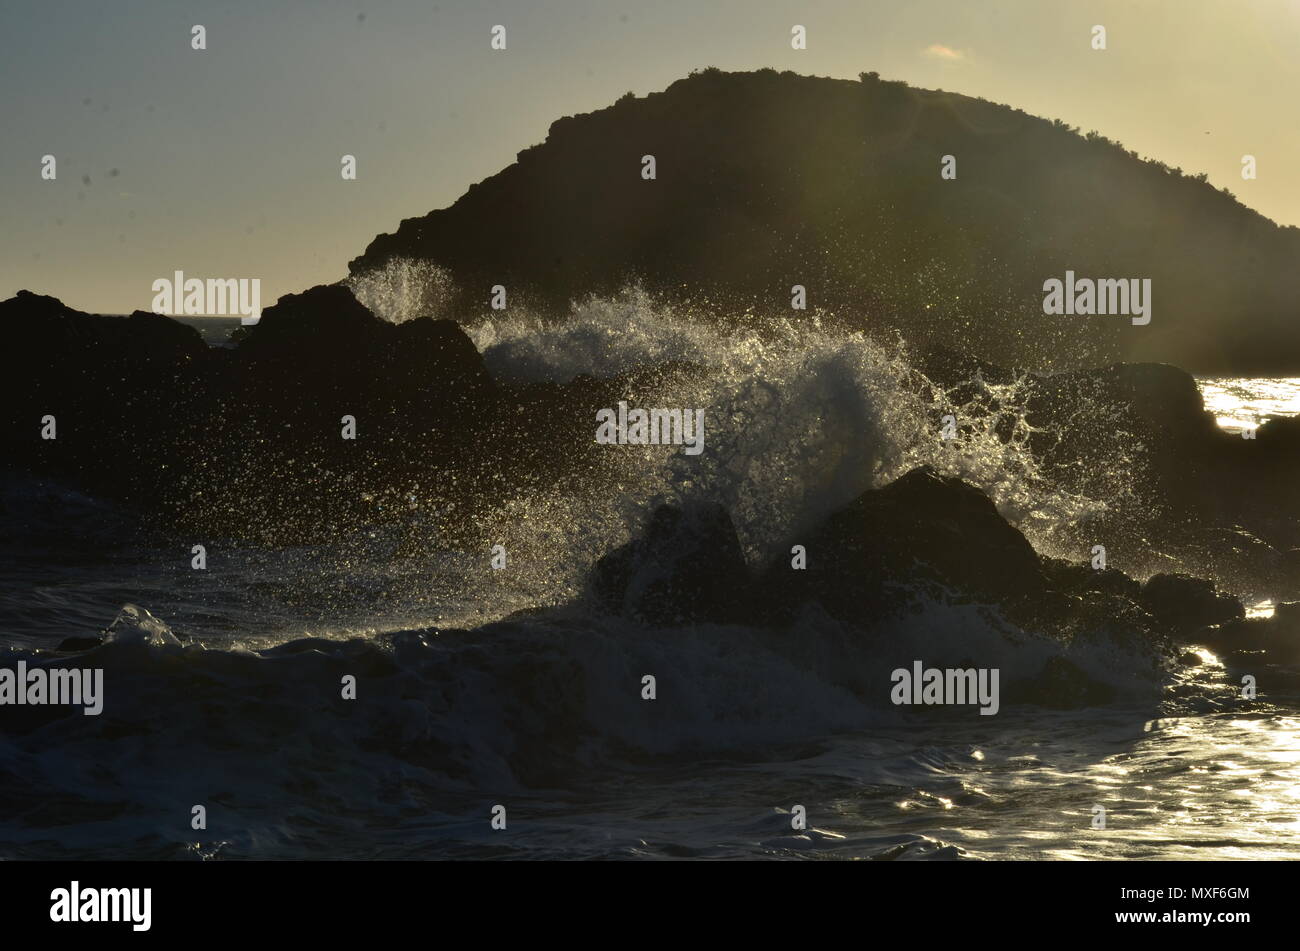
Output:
0,859,1273,938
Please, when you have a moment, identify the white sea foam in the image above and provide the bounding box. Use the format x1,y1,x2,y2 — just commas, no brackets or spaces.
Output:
462,282,1125,566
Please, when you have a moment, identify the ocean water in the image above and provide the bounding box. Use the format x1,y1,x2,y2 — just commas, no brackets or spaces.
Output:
4,287,1300,860
1198,377,1300,434
174,315,243,347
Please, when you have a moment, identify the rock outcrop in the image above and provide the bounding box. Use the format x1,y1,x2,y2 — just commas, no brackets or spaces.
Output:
349,69,1300,375
591,502,750,626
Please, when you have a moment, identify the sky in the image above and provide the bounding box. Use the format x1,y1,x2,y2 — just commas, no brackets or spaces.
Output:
2,0,1299,315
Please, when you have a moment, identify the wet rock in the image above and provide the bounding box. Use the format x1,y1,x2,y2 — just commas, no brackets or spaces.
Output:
1279,549,1300,589
1139,573,1244,637
1004,656,1115,709
0,285,503,540
1042,558,1141,599
759,466,1046,626
591,502,750,626
1206,602,1300,662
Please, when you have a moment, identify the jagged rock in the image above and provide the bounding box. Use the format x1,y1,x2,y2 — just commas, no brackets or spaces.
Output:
4,289,208,367
591,502,750,626
0,285,503,540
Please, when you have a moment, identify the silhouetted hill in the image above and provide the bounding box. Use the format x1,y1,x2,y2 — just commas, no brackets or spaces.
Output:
349,68,1300,375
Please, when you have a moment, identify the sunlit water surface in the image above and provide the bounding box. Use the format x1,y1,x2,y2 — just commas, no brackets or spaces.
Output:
1197,377,1300,434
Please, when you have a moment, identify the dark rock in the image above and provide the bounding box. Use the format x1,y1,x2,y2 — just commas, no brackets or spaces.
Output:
1043,558,1141,599
1255,416,1300,449
1091,363,1219,443
1139,573,1244,637
0,285,505,540
1005,656,1115,709
1062,590,1162,647
1204,602,1300,662
591,502,750,626
237,284,385,358
1083,568,1143,599
1265,600,1300,641
4,289,208,367
759,466,1046,627
1278,549,1300,589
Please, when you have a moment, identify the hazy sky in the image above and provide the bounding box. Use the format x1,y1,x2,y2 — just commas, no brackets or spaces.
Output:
3,0,1298,314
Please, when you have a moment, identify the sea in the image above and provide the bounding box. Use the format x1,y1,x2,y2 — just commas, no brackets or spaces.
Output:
3,297,1300,860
